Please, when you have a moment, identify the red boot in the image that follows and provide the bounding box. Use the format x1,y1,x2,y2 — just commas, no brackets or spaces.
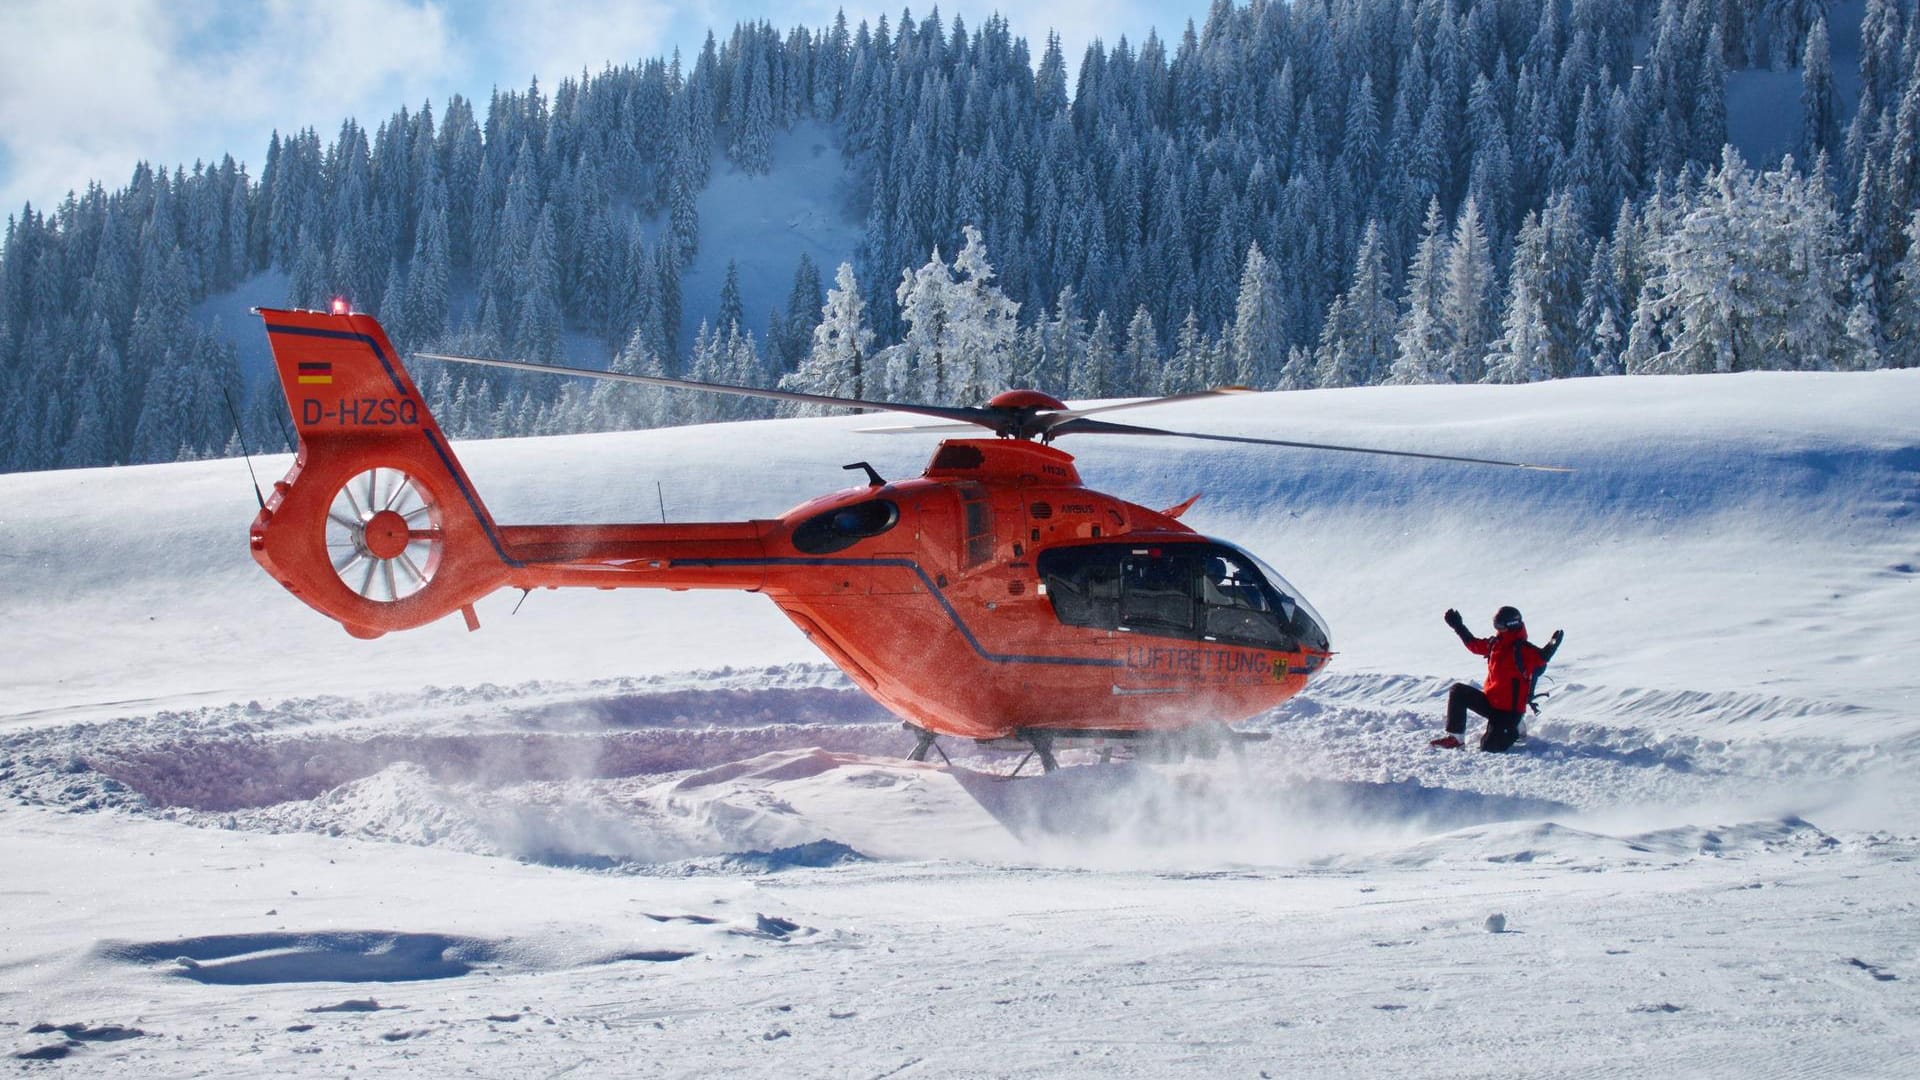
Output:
1429,734,1464,749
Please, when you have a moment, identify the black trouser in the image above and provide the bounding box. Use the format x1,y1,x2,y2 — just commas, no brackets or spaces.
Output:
1447,683,1524,752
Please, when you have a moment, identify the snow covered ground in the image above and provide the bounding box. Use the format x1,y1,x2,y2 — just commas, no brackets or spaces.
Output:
3,371,1918,1076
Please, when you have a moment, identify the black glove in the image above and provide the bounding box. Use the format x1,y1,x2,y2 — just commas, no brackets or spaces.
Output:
1443,608,1464,629
1550,629,1564,647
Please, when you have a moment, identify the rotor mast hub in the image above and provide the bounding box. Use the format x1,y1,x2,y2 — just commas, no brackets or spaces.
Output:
360,508,413,561
983,390,1070,441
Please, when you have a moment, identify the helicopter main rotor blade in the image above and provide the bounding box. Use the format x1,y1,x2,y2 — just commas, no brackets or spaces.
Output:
413,351,997,430
1048,417,1575,472
856,421,986,435
856,389,1257,435
1048,387,1255,421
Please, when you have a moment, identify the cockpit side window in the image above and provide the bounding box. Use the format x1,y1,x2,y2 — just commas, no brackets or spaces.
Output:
1200,552,1287,646
1037,545,1122,630
1120,552,1198,632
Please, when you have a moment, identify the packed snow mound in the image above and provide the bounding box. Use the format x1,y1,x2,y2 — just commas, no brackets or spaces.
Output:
226,761,689,866
1620,816,1842,858
661,749,1021,863
291,762,485,846
230,749,980,868
674,746,876,789
1342,814,1841,872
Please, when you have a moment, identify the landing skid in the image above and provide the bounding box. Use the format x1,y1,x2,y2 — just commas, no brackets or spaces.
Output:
1009,728,1060,776
901,723,1269,776
903,725,953,766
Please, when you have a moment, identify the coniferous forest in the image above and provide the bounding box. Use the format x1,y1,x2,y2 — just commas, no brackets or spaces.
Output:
4,0,1920,474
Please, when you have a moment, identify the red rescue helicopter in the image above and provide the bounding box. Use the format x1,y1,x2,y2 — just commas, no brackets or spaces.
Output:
248,304,1563,771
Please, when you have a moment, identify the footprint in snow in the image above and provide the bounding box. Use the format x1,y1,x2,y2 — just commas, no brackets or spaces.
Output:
732,913,807,940
307,998,393,1013
1848,958,1898,981
26,1022,146,1042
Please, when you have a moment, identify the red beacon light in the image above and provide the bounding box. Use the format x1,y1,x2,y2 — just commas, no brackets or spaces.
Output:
330,298,350,316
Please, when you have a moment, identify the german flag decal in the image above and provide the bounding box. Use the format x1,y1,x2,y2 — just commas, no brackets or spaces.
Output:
297,360,333,385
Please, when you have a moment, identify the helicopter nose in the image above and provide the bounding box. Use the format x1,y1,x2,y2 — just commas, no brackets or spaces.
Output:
1285,592,1331,654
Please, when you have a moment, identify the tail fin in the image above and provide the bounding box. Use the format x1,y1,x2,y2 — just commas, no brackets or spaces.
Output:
250,307,511,638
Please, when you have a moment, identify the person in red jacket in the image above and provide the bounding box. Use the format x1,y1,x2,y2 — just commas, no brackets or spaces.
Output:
1430,605,1562,752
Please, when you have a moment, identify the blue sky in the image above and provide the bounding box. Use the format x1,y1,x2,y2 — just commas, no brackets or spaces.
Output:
0,0,1212,216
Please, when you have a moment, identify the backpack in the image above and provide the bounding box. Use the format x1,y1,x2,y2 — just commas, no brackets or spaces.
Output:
1513,637,1559,741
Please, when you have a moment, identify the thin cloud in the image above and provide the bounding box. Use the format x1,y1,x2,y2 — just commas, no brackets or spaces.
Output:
480,2,675,84
2,0,452,210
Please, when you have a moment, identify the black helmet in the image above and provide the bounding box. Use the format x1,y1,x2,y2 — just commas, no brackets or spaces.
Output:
1494,606,1524,631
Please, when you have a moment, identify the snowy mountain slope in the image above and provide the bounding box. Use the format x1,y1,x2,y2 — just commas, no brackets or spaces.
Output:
2,371,1918,1075
665,119,862,351
192,269,292,388
1726,0,1867,164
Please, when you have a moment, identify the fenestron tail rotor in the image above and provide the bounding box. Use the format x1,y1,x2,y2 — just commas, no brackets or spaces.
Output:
325,467,443,602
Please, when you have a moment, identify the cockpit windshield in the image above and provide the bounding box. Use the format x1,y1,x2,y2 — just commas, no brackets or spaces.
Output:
1036,540,1331,652
1212,541,1332,652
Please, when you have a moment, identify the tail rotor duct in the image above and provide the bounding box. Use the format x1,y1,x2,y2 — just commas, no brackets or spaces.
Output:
325,467,443,602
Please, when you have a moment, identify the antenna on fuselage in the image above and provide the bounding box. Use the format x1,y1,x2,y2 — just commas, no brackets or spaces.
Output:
221,386,265,510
